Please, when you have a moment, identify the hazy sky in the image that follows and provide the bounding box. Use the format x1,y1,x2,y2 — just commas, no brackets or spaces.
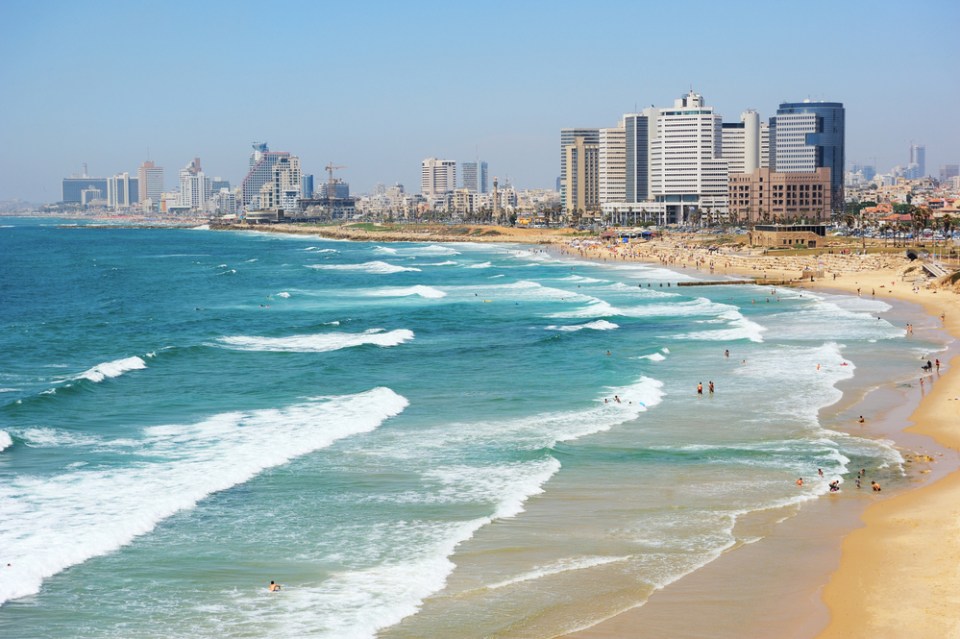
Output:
1,0,957,202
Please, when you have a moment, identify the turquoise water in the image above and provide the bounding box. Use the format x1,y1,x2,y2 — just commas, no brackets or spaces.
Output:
0,218,940,638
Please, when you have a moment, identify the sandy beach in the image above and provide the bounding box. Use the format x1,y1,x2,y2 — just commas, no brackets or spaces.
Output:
554,235,960,638
226,221,960,637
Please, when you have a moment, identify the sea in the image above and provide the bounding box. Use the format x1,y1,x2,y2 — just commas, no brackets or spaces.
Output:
0,217,946,638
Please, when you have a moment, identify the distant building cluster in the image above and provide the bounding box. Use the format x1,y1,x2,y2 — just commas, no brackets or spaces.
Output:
560,92,845,226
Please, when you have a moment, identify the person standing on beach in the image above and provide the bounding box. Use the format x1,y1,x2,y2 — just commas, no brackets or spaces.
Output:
708,381,714,394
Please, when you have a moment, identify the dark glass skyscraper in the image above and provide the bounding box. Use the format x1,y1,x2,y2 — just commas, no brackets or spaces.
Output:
770,101,845,213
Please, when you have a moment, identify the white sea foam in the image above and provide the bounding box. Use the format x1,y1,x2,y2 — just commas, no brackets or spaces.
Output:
549,295,724,320
76,356,147,383
421,260,457,266
0,387,20,393
639,352,666,361
373,246,399,254
546,320,619,332
386,244,460,257
673,308,766,343
217,328,414,353
218,458,561,638
0,431,11,452
17,427,102,448
485,555,630,591
466,262,493,269
189,224,210,231
0,387,409,606
364,286,447,299
275,291,291,298
306,261,421,274
412,376,664,454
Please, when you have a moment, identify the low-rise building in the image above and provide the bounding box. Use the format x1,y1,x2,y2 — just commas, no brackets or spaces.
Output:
728,167,831,223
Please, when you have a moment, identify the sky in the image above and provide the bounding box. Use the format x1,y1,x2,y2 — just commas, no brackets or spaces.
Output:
1,0,958,202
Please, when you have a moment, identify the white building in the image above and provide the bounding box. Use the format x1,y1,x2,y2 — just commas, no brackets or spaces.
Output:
421,158,457,198
179,158,210,211
258,155,302,211
648,91,729,222
599,123,626,204
106,172,135,210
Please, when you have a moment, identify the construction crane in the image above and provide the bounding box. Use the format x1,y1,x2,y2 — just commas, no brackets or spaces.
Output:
324,163,346,198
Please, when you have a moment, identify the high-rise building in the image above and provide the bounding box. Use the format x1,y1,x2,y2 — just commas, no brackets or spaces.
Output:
421,158,457,198
259,155,302,211
624,114,649,203
179,158,211,211
770,100,845,213
241,142,291,208
459,161,489,193
599,124,625,204
563,135,599,217
62,177,108,204
138,161,164,212
560,128,599,211
461,162,478,192
478,161,488,194
106,172,139,209
906,144,926,179
648,91,728,222
301,174,314,199
940,164,959,182
722,110,762,175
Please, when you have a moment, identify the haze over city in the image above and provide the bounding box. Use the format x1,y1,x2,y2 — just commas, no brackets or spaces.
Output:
1,0,957,203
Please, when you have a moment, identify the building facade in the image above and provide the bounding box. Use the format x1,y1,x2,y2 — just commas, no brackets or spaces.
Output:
241,143,291,208
258,155,302,211
599,124,626,204
421,158,457,198
137,161,164,212
563,135,599,220
460,161,488,193
560,128,599,213
770,101,845,213
728,167,832,223
647,91,729,223
623,113,650,203
106,173,139,209
178,158,210,211
62,177,108,204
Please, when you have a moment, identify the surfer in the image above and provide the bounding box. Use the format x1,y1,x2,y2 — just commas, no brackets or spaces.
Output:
269,580,281,592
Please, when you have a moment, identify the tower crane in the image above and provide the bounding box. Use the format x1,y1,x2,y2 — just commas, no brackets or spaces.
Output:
324,163,346,198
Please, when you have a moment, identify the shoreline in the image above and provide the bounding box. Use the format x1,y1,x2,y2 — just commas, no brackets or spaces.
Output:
212,222,960,636
550,239,960,637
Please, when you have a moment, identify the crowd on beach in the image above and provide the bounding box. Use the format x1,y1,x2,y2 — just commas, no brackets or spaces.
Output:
560,234,924,285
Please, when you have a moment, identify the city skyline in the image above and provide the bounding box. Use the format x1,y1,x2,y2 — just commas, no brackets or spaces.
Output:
1,0,957,203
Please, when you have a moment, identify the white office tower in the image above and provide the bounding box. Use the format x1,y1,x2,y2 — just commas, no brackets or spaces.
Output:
598,124,626,204
723,110,762,175
179,158,210,211
106,172,134,209
648,91,728,222
421,158,457,198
